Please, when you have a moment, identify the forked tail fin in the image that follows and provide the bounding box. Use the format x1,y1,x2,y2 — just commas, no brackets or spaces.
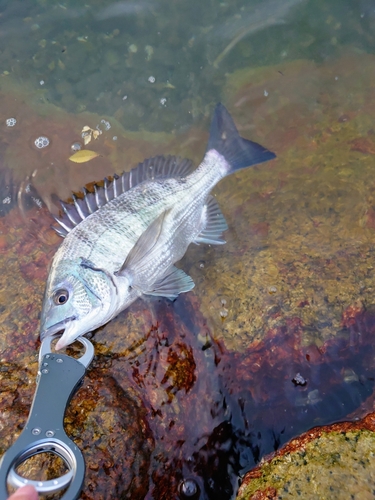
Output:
207,103,276,173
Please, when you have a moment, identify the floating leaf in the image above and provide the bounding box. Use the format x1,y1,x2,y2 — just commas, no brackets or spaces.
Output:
83,134,92,145
92,130,100,140
82,125,91,132
69,150,100,163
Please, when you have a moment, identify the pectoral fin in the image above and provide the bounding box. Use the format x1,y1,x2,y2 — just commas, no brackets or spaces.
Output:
116,210,194,299
117,209,170,276
144,266,195,300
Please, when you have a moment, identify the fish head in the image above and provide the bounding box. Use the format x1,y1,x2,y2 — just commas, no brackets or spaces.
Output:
40,258,116,349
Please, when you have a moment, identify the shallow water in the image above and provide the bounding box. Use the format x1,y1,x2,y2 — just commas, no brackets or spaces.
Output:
1,0,375,499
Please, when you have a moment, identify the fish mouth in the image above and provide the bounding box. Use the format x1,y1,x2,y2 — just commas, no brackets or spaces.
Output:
40,316,76,340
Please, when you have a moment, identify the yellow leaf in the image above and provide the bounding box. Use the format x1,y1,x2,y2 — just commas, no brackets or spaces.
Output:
92,130,100,140
69,150,100,163
81,125,91,132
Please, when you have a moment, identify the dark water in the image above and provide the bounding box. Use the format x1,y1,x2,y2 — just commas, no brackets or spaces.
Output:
98,298,374,499
1,0,375,499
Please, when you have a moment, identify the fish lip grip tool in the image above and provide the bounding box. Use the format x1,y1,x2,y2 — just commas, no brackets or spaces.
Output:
0,335,94,499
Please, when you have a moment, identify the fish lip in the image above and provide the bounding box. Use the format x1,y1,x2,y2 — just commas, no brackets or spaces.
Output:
40,315,76,340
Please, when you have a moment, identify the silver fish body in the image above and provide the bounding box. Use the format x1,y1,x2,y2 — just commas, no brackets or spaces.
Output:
40,104,275,349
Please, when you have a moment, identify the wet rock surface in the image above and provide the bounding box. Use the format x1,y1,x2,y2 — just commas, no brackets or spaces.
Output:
1,52,375,499
238,421,375,500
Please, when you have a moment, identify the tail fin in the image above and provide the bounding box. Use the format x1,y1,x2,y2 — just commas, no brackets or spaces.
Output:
207,103,276,172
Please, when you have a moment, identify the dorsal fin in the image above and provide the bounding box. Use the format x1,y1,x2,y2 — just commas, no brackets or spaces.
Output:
53,155,195,237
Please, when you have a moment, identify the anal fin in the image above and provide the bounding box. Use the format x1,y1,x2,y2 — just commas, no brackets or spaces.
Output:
194,195,228,245
144,266,195,300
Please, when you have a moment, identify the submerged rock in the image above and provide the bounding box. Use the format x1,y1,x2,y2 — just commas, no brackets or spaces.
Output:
2,52,375,498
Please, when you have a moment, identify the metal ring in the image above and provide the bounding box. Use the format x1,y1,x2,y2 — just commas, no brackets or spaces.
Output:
39,335,94,368
7,440,76,494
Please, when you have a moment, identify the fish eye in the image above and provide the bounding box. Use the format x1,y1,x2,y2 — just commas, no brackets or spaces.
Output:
53,289,69,305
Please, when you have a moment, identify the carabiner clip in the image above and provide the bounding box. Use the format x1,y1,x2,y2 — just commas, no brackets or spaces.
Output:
0,335,94,499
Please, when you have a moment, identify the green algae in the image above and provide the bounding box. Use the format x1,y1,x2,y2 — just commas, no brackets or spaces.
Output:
237,430,375,499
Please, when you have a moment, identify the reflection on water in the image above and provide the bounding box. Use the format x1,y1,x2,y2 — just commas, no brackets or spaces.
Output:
1,0,375,498
208,0,305,68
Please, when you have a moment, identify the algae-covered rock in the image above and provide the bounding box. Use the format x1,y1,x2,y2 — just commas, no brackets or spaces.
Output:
238,429,375,499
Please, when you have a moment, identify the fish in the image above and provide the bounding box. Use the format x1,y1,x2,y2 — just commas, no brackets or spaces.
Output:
40,104,276,350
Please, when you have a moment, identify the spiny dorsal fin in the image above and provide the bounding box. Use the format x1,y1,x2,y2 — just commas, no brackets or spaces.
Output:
53,155,194,237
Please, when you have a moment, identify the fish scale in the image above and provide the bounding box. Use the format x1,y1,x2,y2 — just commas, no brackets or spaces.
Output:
40,104,276,349
58,165,218,271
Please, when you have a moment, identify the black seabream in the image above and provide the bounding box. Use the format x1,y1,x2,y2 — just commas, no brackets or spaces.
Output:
40,104,276,349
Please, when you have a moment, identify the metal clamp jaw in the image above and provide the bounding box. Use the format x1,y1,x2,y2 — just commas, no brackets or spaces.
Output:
0,335,94,499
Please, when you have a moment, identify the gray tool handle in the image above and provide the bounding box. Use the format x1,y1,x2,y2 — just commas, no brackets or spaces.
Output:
0,336,94,500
